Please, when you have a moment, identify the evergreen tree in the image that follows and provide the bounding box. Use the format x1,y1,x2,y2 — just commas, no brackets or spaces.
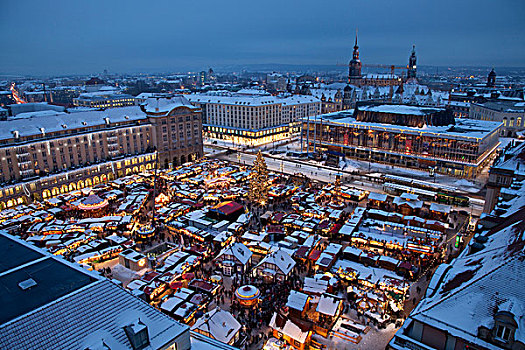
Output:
248,151,269,206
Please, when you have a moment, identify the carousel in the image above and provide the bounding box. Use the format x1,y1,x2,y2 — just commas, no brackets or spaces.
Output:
136,223,156,240
235,285,261,307
77,194,109,217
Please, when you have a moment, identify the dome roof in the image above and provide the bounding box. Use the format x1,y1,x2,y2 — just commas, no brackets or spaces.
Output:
235,285,260,300
78,194,108,210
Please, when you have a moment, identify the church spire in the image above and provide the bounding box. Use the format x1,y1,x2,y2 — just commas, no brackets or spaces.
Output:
348,28,362,85
407,44,417,80
352,28,360,60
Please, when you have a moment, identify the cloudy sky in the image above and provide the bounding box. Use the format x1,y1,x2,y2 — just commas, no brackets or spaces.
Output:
1,0,524,75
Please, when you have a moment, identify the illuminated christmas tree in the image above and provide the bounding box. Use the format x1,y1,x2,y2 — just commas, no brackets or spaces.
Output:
248,151,269,206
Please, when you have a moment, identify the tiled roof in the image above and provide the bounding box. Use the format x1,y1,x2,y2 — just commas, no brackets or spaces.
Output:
0,279,189,350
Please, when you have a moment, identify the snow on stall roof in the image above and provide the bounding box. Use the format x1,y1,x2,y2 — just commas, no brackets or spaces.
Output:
302,276,329,295
161,296,185,313
218,242,252,265
368,192,388,202
191,308,241,344
429,203,451,214
316,294,341,316
258,248,296,275
286,290,310,311
269,313,309,343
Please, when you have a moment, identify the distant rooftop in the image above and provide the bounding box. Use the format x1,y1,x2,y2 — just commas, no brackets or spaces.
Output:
0,106,146,141
358,104,444,116
307,108,502,140
186,92,319,107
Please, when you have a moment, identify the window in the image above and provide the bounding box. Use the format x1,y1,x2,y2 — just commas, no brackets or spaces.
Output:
496,324,511,342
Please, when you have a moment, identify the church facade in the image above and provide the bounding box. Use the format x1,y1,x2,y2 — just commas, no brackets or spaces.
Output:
343,34,417,109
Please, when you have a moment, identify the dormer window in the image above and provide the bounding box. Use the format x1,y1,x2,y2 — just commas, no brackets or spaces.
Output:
496,324,511,342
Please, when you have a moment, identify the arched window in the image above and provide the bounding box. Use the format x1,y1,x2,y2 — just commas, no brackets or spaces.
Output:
517,117,522,127
503,118,507,126
510,118,514,127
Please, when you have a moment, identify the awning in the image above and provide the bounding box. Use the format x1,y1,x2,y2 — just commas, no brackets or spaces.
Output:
262,268,276,276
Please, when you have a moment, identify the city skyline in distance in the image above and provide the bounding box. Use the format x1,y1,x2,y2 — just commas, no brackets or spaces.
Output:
1,0,524,75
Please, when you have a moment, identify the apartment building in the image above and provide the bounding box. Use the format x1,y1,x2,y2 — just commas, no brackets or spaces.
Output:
187,92,320,146
0,96,202,207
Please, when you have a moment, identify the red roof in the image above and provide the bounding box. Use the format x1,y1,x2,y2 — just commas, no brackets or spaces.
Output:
189,279,217,293
329,223,342,234
294,246,310,259
267,225,283,234
272,213,285,223
141,271,160,282
212,201,243,216
308,249,322,261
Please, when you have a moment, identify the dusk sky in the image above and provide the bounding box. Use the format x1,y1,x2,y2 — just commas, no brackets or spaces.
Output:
1,0,524,75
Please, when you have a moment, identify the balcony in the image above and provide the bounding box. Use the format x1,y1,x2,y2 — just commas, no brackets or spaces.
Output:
16,152,30,158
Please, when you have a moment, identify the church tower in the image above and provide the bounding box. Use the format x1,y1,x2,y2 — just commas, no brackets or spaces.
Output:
348,30,362,85
487,68,496,87
407,45,417,80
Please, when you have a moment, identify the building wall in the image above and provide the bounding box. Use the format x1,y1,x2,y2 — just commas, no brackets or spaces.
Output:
0,123,153,183
0,103,203,205
206,103,282,131
73,96,135,108
0,153,156,208
470,103,525,137
147,106,203,167
193,96,320,145
303,120,500,178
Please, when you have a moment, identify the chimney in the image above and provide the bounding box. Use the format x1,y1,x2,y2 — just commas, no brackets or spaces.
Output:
124,318,150,350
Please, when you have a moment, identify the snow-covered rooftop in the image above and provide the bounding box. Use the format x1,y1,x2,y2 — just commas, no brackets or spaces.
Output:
186,92,319,107
191,308,241,345
359,104,444,116
0,232,189,350
217,242,252,265
308,109,502,140
316,294,341,317
0,106,146,140
257,248,296,275
140,95,199,115
286,290,310,311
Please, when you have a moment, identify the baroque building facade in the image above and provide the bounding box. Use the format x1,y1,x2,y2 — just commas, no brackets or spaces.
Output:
0,96,202,207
